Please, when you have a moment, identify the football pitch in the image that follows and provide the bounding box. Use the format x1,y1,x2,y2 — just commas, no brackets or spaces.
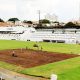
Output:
0,40,79,80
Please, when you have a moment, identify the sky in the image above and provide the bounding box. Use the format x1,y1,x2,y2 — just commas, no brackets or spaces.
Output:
0,0,80,22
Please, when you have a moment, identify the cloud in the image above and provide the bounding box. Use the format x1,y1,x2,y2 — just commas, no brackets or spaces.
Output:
0,4,16,11
0,0,80,21
54,0,80,21
0,0,17,20
15,0,60,20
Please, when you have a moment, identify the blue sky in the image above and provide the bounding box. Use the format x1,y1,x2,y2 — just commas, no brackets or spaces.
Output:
0,0,79,22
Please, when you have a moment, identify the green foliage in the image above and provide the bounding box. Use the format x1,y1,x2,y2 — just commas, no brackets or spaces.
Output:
64,22,76,28
23,20,33,24
23,20,27,23
33,44,39,47
40,19,50,24
0,18,4,22
26,21,33,24
8,18,19,23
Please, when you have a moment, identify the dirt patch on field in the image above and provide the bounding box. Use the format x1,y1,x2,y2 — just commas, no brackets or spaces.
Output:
0,49,79,68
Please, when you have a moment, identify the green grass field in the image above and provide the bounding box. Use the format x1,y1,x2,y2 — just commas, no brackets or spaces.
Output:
0,40,79,80
21,57,80,80
0,40,80,54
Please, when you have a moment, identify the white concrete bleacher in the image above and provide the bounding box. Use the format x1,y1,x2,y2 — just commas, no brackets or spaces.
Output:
0,26,80,44
30,30,77,44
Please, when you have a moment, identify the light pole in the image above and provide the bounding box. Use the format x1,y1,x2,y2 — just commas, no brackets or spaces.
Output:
38,10,41,26
79,2,80,21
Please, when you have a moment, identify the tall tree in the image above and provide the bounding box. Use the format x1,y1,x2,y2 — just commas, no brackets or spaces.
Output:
0,18,4,22
23,20,27,23
23,20,33,24
26,21,33,24
40,19,50,24
64,22,76,28
8,18,19,23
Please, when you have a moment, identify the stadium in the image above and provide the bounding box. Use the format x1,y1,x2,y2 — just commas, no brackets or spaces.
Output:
0,25,80,44
0,25,79,80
